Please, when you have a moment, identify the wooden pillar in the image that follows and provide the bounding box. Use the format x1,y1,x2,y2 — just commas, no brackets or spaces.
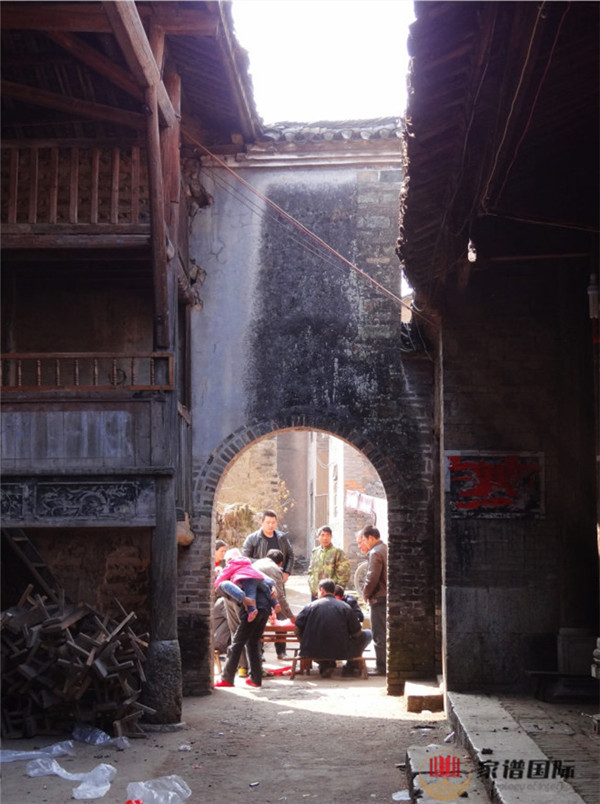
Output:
145,83,169,350
151,475,178,641
144,61,182,721
162,70,181,241
143,474,182,723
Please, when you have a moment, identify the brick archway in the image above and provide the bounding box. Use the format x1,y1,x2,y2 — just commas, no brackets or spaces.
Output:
192,414,401,525
181,410,437,697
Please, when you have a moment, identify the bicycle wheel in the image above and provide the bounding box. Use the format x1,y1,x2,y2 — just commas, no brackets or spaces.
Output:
353,560,368,600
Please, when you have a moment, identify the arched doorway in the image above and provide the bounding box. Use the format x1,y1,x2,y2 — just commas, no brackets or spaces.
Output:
179,416,439,697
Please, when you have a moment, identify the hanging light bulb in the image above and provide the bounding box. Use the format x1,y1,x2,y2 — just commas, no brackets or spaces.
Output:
467,239,477,263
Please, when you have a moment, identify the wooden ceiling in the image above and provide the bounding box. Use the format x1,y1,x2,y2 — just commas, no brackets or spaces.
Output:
1,1,261,148
399,1,599,308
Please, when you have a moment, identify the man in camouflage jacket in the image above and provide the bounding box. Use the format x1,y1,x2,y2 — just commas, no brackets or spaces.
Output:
307,526,351,599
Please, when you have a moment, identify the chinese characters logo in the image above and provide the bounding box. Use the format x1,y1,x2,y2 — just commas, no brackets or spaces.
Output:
418,749,471,801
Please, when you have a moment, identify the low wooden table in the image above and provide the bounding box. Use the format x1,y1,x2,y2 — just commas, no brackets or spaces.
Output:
261,623,299,654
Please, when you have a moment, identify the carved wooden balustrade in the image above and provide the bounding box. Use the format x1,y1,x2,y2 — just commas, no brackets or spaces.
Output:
1,142,150,247
1,352,173,391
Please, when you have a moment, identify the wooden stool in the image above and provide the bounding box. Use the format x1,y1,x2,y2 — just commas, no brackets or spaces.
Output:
290,651,368,679
214,650,222,675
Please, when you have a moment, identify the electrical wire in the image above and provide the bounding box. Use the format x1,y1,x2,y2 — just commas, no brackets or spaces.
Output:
494,3,570,204
188,136,432,325
202,163,362,278
480,2,546,210
202,158,430,356
203,161,430,354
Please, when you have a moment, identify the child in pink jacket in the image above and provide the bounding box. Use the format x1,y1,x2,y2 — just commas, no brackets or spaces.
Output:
215,548,279,622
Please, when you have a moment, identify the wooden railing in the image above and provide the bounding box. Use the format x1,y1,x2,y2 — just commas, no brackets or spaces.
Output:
1,353,173,391
1,143,149,229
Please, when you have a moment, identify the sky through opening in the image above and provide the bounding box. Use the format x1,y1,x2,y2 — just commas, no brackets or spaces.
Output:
232,1,416,125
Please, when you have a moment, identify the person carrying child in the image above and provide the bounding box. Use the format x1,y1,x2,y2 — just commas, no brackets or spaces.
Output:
215,548,279,622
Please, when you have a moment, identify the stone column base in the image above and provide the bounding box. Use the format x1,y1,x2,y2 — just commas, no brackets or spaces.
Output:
142,639,183,724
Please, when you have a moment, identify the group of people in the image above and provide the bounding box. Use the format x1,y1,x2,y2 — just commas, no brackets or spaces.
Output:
213,510,387,688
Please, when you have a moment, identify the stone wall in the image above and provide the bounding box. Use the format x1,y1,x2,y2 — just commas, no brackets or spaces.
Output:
179,152,438,695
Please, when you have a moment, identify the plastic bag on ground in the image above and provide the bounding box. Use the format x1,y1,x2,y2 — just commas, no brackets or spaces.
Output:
72,723,131,750
0,740,76,763
72,764,117,800
126,774,192,804
26,756,117,799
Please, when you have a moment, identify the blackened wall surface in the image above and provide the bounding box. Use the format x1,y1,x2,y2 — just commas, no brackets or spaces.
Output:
441,263,598,689
182,159,437,695
247,181,360,416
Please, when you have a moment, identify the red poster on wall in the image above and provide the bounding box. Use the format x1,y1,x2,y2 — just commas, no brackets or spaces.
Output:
445,452,544,518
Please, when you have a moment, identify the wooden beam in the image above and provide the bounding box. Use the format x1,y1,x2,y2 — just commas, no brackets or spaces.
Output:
149,4,219,36
101,1,176,128
1,80,146,130
1,233,150,249
1,4,115,32
47,31,144,102
1,3,219,34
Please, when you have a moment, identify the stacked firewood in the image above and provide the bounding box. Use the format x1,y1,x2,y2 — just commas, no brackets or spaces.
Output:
1,584,154,739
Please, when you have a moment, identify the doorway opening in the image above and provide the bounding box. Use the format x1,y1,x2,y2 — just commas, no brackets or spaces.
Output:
213,428,387,586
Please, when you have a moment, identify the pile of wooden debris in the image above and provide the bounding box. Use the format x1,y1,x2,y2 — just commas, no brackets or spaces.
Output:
1,584,154,739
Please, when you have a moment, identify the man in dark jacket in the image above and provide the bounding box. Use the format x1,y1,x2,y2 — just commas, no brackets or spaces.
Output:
242,509,294,580
214,582,276,689
294,579,371,677
254,548,295,661
358,525,387,675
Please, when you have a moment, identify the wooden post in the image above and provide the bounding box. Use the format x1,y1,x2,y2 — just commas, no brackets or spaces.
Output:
143,473,182,723
162,70,181,239
152,476,177,642
145,83,169,349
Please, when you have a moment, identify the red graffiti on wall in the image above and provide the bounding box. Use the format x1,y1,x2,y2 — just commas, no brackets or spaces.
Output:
448,454,541,513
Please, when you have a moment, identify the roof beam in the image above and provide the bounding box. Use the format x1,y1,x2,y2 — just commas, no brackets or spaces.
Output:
1,79,147,130
1,4,114,32
47,31,144,103
1,3,219,35
101,1,176,128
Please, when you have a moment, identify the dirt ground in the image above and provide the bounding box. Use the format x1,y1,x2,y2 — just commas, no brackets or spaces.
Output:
1,576,450,804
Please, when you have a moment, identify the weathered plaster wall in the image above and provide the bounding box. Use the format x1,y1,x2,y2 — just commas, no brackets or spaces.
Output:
179,159,436,695
441,263,598,689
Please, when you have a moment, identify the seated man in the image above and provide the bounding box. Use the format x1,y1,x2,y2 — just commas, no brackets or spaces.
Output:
334,583,364,622
294,578,372,677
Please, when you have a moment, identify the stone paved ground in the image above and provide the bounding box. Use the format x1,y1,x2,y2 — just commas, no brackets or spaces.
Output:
499,695,599,803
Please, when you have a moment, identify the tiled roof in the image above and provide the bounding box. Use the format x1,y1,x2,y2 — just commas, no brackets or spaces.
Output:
259,118,402,144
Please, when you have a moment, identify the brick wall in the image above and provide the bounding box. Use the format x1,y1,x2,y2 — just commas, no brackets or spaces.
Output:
28,527,151,632
441,264,598,689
